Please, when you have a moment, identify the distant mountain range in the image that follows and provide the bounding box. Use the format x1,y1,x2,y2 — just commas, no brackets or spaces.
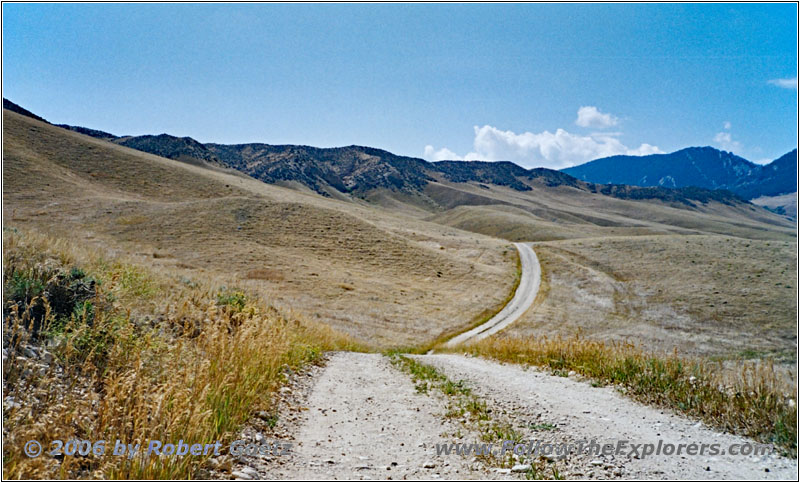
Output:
563,146,797,200
52,131,745,207
3,98,792,212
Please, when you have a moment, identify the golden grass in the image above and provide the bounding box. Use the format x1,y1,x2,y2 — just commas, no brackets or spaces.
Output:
2,228,365,479
243,268,284,281
407,247,523,354
453,335,797,455
506,236,797,363
421,181,795,243
3,110,515,349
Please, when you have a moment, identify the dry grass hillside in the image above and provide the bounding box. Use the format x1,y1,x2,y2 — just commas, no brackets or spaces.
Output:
413,180,795,242
2,227,364,479
4,107,796,360
503,235,796,363
395,180,796,365
752,192,798,220
2,109,516,348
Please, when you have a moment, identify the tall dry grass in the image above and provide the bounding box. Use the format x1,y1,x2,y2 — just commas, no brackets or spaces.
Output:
2,228,364,479
454,335,797,455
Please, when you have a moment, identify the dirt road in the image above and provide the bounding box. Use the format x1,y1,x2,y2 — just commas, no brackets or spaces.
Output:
236,243,796,480
417,354,797,480
243,352,796,480
444,242,540,347
258,352,508,480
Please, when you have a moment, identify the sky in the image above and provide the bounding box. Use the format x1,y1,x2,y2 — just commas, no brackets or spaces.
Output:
2,3,797,168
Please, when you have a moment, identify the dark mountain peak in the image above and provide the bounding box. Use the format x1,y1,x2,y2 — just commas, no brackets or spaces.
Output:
766,149,798,170
138,133,203,144
589,146,753,166
433,160,533,191
526,167,583,188
56,124,118,140
676,146,756,166
204,143,433,195
114,133,221,166
563,146,792,198
3,98,48,123
679,145,727,154
736,149,798,199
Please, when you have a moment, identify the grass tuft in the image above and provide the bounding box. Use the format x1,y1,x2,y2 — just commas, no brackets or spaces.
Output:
453,335,797,455
2,228,365,479
387,353,559,478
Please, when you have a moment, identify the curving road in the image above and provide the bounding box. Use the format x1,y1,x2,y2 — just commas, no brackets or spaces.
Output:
444,242,540,348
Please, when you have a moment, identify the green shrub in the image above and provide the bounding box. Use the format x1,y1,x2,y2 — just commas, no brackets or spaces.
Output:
217,289,248,312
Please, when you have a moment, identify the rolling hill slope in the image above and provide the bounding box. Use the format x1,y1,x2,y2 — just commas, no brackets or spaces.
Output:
43,106,778,212
7,97,795,246
3,102,796,362
2,108,518,348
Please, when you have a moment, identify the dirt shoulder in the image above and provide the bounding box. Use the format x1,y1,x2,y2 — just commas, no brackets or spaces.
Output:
416,354,797,480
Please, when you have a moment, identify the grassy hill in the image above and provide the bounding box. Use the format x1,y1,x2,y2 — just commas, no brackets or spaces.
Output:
407,175,795,242
503,235,796,362
3,105,796,361
2,109,517,348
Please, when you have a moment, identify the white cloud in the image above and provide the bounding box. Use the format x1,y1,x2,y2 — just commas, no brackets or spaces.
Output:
575,106,619,128
723,121,731,130
713,131,732,144
713,131,741,152
626,143,663,156
424,125,663,169
423,145,461,161
768,77,798,89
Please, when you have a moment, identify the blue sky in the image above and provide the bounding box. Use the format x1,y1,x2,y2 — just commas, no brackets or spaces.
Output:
3,3,797,168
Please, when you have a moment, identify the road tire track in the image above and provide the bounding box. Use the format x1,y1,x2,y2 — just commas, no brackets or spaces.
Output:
444,242,540,347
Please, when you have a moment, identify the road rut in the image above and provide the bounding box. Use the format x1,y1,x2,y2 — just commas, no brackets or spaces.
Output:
445,242,540,347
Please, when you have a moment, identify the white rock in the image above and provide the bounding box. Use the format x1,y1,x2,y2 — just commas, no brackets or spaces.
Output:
239,466,258,477
231,471,253,480
422,461,436,469
511,464,532,473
